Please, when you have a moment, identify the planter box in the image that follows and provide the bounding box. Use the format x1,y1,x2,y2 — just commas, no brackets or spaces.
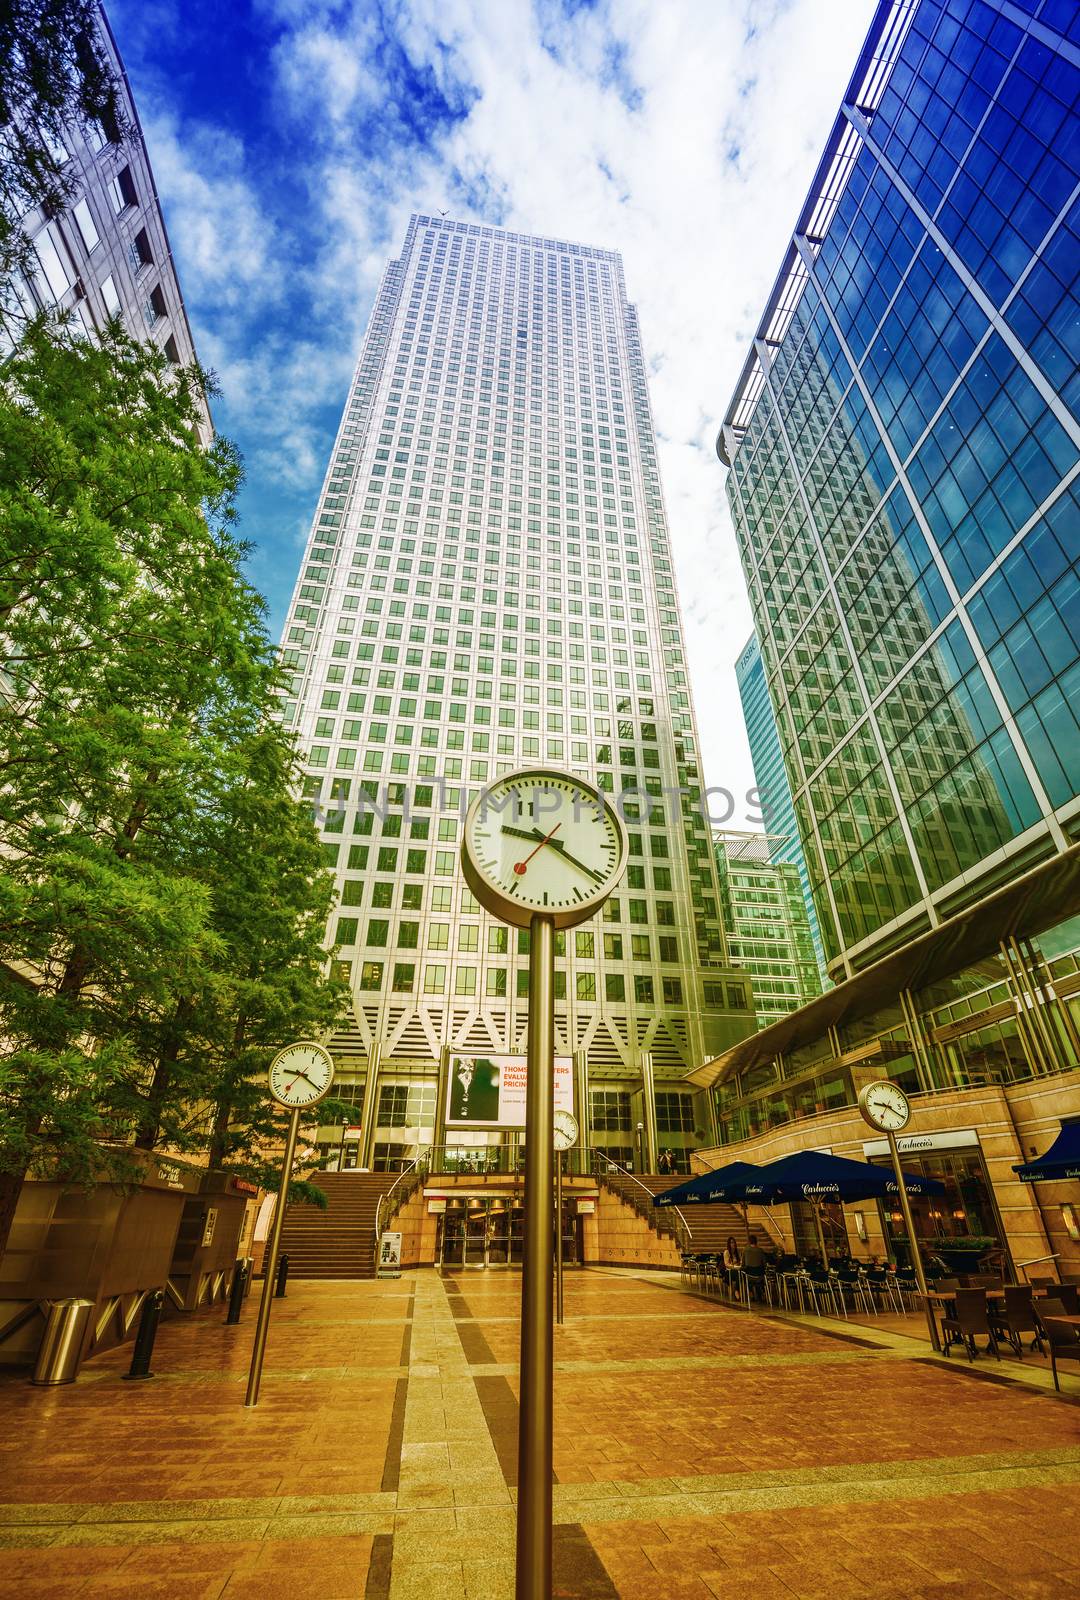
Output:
0,1152,200,1368
163,1173,256,1316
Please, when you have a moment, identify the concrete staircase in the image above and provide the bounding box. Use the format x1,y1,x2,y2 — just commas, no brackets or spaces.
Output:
597,1167,777,1260
275,1171,415,1281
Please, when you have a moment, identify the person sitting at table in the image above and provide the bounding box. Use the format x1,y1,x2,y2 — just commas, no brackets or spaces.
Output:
722,1236,741,1296
742,1234,768,1301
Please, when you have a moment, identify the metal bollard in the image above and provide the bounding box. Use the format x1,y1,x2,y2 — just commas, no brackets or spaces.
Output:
274,1253,290,1298
243,1255,255,1297
31,1299,95,1386
225,1259,248,1325
123,1288,164,1381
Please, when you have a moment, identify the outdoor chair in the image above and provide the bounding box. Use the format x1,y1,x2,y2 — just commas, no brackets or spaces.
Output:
989,1285,1044,1360
941,1288,1001,1361
800,1269,839,1318
1040,1317,1080,1393
833,1267,872,1317
1052,1283,1079,1313
741,1267,769,1308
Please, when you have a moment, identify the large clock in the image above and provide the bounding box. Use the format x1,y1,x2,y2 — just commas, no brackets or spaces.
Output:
268,1041,335,1110
462,767,627,929
857,1079,911,1133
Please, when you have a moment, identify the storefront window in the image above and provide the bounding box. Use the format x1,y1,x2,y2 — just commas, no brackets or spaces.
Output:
876,1148,1007,1274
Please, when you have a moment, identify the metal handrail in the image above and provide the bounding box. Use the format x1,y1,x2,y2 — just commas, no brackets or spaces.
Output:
372,1152,428,1271
592,1150,691,1253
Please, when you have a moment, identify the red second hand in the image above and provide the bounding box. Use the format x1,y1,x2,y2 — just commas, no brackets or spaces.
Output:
514,822,562,876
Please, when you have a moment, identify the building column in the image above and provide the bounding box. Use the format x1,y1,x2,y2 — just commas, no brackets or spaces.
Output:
358,1040,382,1168
639,1051,658,1173
696,1086,719,1150
433,1044,451,1163
574,1049,590,1171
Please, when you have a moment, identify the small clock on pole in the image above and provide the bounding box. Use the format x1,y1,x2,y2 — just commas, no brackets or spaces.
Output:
245,1041,335,1407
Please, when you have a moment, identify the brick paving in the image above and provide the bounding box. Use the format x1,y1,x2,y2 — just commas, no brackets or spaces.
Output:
0,1270,1077,1598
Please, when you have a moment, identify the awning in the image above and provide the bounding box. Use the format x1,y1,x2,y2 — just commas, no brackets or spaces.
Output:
735,1149,946,1203
1013,1120,1080,1182
652,1162,763,1207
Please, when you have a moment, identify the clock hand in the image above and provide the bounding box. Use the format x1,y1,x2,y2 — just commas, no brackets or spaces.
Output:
503,825,604,883
513,823,561,876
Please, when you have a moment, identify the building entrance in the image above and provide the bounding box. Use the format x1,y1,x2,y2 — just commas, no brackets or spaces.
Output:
435,1194,582,1270
437,1197,523,1269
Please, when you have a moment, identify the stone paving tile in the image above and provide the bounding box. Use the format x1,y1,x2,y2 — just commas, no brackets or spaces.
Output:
1,1269,1078,1598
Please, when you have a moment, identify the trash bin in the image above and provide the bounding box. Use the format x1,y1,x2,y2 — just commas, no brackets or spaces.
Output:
31,1299,95,1386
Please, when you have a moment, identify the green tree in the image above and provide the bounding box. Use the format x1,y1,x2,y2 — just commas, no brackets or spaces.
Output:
0,0,125,306
0,318,343,1256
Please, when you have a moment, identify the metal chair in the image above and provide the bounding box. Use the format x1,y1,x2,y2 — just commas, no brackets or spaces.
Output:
941,1288,1000,1361
989,1285,1044,1360
1039,1316,1080,1392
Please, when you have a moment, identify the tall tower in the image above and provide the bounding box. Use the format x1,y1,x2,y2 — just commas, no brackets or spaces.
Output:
734,632,828,979
280,216,754,1170
718,0,1080,986
15,8,201,374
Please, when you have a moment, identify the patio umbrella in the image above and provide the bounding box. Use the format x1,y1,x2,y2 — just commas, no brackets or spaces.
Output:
652,1161,764,1207
751,1149,947,1203
1013,1120,1080,1182
747,1149,947,1264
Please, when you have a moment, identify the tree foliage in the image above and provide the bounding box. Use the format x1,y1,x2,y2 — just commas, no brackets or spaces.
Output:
0,317,345,1257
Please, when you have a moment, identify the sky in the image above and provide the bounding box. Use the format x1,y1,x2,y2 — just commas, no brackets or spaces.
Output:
107,0,878,816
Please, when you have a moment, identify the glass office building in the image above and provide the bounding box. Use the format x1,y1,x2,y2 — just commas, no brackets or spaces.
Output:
719,0,1080,983
734,633,828,978
280,215,755,1171
714,831,823,1028
704,0,1080,1278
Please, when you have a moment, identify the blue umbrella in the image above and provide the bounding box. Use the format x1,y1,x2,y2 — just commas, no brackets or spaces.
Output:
1013,1120,1080,1182
750,1149,946,1202
652,1161,764,1207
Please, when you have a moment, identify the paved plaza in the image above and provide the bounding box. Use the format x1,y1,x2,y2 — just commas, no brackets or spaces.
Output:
0,1270,1077,1599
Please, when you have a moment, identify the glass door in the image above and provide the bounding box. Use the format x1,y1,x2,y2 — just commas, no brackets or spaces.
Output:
464,1207,488,1267
487,1203,510,1266
440,1208,466,1269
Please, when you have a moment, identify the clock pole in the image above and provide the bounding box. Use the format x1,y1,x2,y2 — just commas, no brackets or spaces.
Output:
885,1128,939,1351
555,1146,564,1327
245,1103,302,1407
518,910,555,1600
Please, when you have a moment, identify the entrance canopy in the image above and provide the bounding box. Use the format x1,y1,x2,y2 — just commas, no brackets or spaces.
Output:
1013,1120,1080,1182
652,1161,763,1207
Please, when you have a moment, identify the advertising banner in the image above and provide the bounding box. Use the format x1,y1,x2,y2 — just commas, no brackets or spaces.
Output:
446,1053,574,1128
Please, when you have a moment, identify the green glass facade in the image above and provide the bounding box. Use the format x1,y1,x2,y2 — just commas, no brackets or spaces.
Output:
719,0,1080,982
734,633,828,979
714,832,824,1029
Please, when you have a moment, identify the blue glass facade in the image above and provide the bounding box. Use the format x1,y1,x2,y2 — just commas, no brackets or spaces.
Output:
734,633,829,978
721,0,1080,980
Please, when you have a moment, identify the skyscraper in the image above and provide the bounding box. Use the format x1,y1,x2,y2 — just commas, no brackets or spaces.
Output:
718,0,1080,985
734,632,828,978
697,0,1080,1277
13,8,201,375
280,215,754,1171
714,831,823,1029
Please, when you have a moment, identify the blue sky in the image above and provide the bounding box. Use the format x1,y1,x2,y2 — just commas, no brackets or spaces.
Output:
107,0,876,809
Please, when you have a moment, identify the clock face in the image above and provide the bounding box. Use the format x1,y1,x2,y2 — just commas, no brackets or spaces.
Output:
462,767,627,929
858,1080,911,1133
553,1110,579,1151
268,1042,335,1109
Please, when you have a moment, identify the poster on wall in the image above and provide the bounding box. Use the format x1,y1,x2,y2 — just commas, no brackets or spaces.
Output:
446,1053,574,1128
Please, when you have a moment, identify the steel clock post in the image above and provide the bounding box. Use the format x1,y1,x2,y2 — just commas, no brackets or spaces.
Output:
552,1109,579,1327
462,769,626,1600
856,1080,938,1351
245,1041,335,1407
